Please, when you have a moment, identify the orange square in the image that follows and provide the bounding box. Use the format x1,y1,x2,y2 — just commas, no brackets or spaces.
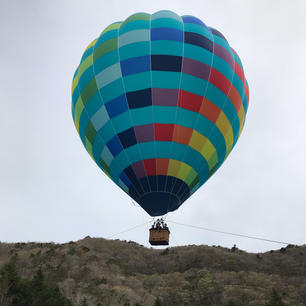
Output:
156,158,169,176
200,98,221,123
173,125,193,145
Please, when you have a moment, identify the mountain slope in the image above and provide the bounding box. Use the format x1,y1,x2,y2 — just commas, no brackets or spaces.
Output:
0,238,305,306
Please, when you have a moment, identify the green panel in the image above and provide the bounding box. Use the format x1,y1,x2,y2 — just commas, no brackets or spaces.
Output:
85,121,97,144
80,78,98,105
93,38,118,60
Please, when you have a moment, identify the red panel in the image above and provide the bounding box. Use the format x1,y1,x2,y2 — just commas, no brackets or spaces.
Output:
143,159,156,176
199,98,221,123
154,123,174,141
227,86,242,113
244,83,250,101
209,68,232,95
235,62,249,102
234,62,245,84
178,90,202,113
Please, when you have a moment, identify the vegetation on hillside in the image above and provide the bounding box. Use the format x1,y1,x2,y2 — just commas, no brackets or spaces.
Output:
0,238,304,306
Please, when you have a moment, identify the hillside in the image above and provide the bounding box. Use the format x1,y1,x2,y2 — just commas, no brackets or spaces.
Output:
0,238,305,306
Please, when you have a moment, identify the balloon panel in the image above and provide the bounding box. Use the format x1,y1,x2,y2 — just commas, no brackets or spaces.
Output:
72,11,249,216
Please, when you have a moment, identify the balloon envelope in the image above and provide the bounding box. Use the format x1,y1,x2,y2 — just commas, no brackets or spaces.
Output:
72,11,249,216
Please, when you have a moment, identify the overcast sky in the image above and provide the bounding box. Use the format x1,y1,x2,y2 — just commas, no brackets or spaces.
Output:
0,0,305,253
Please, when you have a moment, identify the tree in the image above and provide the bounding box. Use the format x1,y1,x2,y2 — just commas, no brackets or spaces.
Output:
265,289,286,306
154,297,162,306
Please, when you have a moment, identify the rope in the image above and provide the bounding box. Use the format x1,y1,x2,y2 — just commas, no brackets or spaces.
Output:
130,199,141,208
170,232,179,247
107,221,151,239
167,220,295,245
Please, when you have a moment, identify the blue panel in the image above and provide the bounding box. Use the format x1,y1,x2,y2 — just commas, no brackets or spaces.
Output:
182,16,206,27
105,94,128,118
124,165,138,182
151,55,182,72
107,135,123,156
120,55,150,76
151,27,183,42
118,127,137,148
126,88,152,109
119,172,131,187
184,32,213,53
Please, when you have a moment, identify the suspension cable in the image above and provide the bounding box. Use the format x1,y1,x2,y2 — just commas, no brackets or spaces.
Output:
107,221,151,239
167,220,295,245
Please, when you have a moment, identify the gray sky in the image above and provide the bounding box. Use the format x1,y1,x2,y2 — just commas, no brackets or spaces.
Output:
0,0,305,252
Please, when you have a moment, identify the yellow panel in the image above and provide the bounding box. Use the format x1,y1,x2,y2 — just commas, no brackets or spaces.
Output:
85,137,94,159
78,54,93,79
207,151,218,170
102,22,121,35
216,111,231,137
167,159,181,178
74,96,85,125
189,130,207,153
224,128,234,153
238,105,245,136
85,39,97,51
200,139,216,164
104,170,111,179
177,162,192,182
72,72,79,94
72,40,97,94
74,119,80,135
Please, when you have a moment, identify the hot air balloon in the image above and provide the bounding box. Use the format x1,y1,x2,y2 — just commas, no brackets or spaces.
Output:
71,10,249,245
